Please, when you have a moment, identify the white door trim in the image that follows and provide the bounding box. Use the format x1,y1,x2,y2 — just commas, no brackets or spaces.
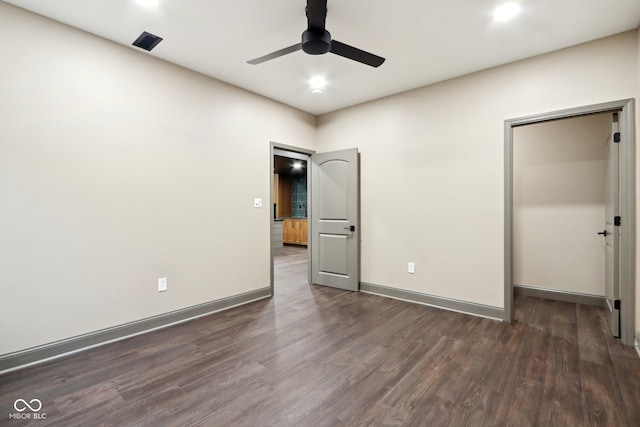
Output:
504,99,636,345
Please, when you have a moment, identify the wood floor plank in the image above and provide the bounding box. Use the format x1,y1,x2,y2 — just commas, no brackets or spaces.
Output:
503,376,545,427
608,354,640,425
1,245,639,426
581,360,631,426
445,384,504,427
537,335,584,426
577,304,612,365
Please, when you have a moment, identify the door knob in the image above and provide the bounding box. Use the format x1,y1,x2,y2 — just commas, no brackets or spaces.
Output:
597,230,608,236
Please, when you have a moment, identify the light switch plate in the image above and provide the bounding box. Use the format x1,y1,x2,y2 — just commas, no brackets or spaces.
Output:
158,277,167,292
408,262,415,274
254,198,263,208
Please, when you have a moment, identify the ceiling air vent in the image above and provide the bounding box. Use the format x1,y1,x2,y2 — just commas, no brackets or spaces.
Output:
132,31,163,51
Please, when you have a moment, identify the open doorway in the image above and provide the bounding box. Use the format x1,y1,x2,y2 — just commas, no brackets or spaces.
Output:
512,112,611,305
270,144,313,294
504,99,636,345
270,144,361,295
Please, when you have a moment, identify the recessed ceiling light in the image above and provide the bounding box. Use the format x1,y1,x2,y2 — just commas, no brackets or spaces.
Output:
309,76,326,94
493,2,520,22
136,0,159,8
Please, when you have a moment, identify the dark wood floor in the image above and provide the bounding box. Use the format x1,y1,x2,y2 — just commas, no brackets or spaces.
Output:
2,245,640,426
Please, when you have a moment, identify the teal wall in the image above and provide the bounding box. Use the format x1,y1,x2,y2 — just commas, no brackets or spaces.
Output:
292,173,307,217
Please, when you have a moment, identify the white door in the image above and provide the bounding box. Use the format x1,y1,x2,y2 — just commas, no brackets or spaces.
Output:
604,113,620,337
310,148,359,291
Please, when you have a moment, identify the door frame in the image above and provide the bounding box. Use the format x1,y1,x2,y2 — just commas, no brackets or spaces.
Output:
504,99,636,345
270,142,315,295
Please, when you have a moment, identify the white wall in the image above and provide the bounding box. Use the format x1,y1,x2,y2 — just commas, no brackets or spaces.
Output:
0,3,316,355
317,31,638,309
512,113,611,296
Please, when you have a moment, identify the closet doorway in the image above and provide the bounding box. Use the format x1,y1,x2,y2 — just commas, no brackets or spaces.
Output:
504,99,636,345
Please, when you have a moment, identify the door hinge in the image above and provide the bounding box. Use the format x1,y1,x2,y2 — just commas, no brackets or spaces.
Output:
614,132,621,143
614,299,621,310
614,216,621,226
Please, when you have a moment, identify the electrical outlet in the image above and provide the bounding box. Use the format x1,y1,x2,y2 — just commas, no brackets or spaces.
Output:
158,277,167,292
408,262,415,274
254,198,263,208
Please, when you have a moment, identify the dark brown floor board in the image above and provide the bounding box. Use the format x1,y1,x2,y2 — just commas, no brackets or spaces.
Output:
1,245,639,426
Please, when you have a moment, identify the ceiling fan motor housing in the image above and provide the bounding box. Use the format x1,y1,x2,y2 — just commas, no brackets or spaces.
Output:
302,29,332,55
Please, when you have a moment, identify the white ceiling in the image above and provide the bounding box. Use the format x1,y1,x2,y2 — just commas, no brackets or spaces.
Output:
4,0,640,115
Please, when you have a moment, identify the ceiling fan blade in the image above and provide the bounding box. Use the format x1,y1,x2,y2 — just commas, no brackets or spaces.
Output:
247,43,302,65
306,0,328,32
330,40,385,68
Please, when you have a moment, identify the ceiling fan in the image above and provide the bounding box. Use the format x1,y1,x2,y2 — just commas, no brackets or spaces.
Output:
247,0,385,68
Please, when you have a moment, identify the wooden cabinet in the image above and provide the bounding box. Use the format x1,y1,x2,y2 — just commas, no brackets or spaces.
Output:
299,219,308,245
283,218,295,244
283,218,308,246
274,173,292,218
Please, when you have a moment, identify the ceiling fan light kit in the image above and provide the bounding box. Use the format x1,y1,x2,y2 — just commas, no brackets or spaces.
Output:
247,0,385,68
